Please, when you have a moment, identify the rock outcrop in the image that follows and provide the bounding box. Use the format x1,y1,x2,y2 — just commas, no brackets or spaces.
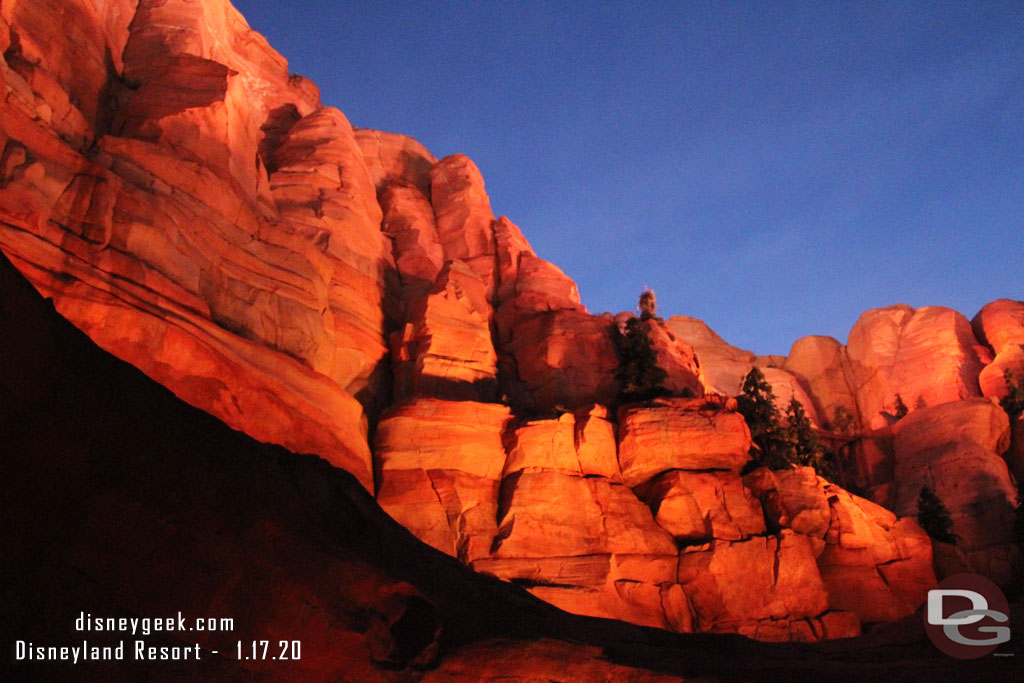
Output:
784,335,860,429
666,315,756,395
846,305,987,429
973,299,1024,400
3,0,1018,655
891,398,1018,583
11,250,1018,682
374,392,934,639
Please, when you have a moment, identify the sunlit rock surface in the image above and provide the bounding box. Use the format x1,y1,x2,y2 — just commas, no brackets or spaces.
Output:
2,0,1018,653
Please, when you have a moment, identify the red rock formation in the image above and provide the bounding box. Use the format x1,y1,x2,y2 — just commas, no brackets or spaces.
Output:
784,335,861,429
374,398,511,562
973,299,1024,400
3,0,1010,651
744,467,935,626
847,305,987,429
0,0,382,487
354,128,436,196
666,314,756,395
378,180,445,303
1,243,1012,683
390,261,498,402
678,531,833,641
508,309,621,412
430,154,499,299
973,298,1024,357
643,319,708,398
891,398,1019,582
636,470,767,542
617,398,752,487
269,106,397,406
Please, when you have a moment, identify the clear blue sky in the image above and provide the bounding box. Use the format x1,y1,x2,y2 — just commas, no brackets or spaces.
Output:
234,1,1023,356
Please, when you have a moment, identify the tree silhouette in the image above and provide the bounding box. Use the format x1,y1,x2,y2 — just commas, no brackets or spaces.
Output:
917,485,959,545
737,368,792,471
638,287,659,321
785,397,837,481
616,317,669,403
893,393,909,420
829,405,855,435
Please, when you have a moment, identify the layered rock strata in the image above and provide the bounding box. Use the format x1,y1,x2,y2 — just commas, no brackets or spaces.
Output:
2,0,1018,648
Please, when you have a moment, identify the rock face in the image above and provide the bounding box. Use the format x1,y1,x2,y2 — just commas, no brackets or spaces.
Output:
375,393,934,639
891,399,1018,583
3,0,1017,652
666,315,756,395
784,335,860,429
846,305,987,429
375,399,511,562
0,0,380,487
2,246,1014,683
390,261,499,402
618,397,752,487
973,299,1024,400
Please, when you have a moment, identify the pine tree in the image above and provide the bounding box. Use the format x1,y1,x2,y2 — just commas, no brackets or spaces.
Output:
638,287,659,321
616,317,669,403
893,393,909,420
785,397,837,481
829,405,855,435
736,368,792,471
917,485,960,545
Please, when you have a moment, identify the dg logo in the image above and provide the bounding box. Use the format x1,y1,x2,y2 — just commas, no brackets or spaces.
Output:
925,573,1011,659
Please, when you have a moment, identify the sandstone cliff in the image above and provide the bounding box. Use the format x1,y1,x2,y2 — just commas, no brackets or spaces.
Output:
1,0,1020,653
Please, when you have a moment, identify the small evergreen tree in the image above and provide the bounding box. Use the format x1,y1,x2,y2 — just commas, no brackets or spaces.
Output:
616,317,669,403
785,397,837,481
893,393,909,420
736,368,792,471
1000,369,1024,422
638,287,659,321
917,485,960,545
829,405,855,435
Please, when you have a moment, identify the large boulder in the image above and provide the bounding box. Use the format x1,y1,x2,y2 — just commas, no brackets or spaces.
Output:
972,299,1024,400
507,309,621,412
374,399,511,562
676,532,832,641
390,261,498,402
665,315,756,396
617,397,751,488
846,305,987,429
892,399,1018,583
430,154,498,299
784,335,860,429
636,470,766,542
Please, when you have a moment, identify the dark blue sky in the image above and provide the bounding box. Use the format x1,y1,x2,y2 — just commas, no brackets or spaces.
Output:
234,1,1023,355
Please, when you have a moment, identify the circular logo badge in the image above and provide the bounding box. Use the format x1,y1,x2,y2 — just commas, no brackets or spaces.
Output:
924,573,1011,659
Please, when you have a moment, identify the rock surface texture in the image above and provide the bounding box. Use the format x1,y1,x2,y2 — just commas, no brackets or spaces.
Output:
1,0,1018,659
7,251,1023,682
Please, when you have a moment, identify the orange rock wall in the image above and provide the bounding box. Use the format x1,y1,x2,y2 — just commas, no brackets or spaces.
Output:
376,397,936,639
2,0,1018,646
